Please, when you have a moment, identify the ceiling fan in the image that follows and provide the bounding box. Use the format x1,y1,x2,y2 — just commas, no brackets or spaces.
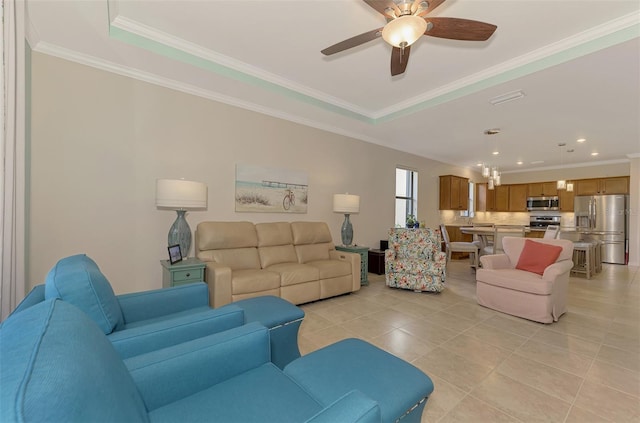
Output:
321,0,497,76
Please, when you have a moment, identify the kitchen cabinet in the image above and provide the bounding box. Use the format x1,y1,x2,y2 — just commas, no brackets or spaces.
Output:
558,188,574,212
574,177,629,195
493,186,509,211
439,175,469,210
528,182,558,197
509,184,529,212
476,183,508,212
476,183,487,212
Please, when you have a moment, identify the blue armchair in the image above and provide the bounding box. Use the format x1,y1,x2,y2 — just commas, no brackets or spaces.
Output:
15,254,304,366
1,299,383,423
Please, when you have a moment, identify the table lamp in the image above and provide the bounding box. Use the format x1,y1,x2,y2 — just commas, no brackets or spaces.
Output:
333,193,360,246
156,179,207,259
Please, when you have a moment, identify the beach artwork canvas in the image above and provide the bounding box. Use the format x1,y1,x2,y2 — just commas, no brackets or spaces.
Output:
235,164,308,213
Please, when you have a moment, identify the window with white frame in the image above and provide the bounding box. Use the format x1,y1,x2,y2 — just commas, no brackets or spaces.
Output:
395,167,418,227
460,181,475,218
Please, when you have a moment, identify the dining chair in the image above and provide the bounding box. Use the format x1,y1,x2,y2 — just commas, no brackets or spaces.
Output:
482,225,526,255
543,225,560,239
439,224,480,268
472,223,494,251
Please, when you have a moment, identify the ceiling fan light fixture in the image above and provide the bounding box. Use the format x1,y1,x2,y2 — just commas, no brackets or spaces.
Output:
382,15,427,48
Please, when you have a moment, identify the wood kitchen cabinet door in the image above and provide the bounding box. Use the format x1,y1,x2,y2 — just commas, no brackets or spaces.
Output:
439,175,469,210
559,189,574,212
575,177,629,195
494,186,509,211
509,184,529,212
528,182,558,197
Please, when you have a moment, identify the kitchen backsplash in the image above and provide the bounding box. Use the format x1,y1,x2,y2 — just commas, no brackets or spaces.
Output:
439,210,576,227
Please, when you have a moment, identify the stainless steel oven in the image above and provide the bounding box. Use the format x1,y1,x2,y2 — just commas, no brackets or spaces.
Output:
526,196,559,211
529,215,561,229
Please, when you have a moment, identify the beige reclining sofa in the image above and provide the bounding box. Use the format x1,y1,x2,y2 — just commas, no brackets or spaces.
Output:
195,221,361,307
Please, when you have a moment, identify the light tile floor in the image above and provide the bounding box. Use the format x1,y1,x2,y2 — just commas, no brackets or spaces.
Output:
297,260,640,422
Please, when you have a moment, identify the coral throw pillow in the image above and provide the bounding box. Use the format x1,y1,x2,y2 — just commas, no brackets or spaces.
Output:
516,239,563,275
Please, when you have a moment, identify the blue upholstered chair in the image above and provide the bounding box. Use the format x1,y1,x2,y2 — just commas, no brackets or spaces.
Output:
1,299,434,423
14,254,304,366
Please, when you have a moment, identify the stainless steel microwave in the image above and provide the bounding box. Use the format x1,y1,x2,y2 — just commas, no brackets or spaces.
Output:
526,196,559,211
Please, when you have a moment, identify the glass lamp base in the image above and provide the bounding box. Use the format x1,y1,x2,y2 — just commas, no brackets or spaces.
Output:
168,210,191,259
341,214,353,246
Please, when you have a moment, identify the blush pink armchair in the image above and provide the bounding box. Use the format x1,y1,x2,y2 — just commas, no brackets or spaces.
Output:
475,237,574,323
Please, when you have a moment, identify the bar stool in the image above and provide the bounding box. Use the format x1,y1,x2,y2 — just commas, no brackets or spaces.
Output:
571,241,595,279
593,240,603,273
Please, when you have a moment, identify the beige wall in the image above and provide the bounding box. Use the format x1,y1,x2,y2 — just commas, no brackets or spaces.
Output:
28,53,638,295
29,53,472,294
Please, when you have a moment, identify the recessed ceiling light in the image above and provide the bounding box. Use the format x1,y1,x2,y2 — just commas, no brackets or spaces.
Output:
516,161,523,165
476,163,483,167
492,151,499,155
577,138,586,143
591,152,599,156
489,90,525,106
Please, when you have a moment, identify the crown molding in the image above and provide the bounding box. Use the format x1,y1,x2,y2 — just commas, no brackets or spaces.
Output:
109,14,375,121
108,5,639,123
29,40,386,149
374,11,640,121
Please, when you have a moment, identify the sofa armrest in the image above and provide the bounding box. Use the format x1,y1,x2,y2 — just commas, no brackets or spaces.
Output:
117,283,210,323
109,305,245,359
305,390,381,423
125,322,271,411
479,254,512,269
542,260,574,281
330,250,360,292
203,261,233,307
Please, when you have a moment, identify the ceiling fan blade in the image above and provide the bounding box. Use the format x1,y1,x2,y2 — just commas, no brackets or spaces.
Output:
415,0,446,17
321,28,383,55
391,45,411,76
425,17,497,41
363,0,401,18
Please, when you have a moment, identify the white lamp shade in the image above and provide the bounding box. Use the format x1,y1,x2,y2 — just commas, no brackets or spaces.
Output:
566,182,574,192
557,180,567,190
382,15,427,48
333,194,360,214
156,179,207,209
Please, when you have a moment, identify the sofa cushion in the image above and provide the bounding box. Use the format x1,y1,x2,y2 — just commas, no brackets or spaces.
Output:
516,239,563,275
232,269,281,294
476,268,553,295
266,263,320,286
259,244,299,268
503,237,573,266
196,221,258,250
209,248,261,270
296,243,332,263
307,259,351,279
44,254,124,334
0,300,148,423
291,222,333,245
148,363,322,423
256,222,294,247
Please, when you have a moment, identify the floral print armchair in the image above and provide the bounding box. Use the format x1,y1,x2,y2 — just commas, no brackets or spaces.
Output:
385,228,447,292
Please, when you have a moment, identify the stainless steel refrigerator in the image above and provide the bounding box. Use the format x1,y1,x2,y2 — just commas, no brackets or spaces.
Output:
574,195,628,264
